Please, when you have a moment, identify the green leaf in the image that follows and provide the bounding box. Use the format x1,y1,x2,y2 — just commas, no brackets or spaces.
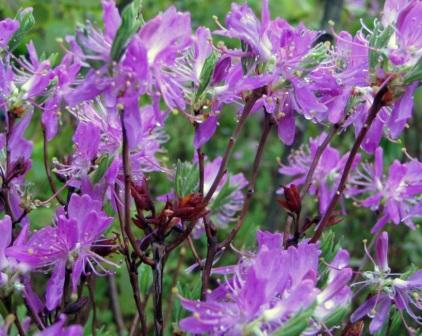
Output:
9,7,35,50
90,154,114,184
374,307,390,336
323,306,350,328
210,179,237,211
174,160,199,197
110,0,144,62
318,231,340,286
195,52,218,99
273,304,316,336
139,263,152,295
388,309,406,336
368,23,394,69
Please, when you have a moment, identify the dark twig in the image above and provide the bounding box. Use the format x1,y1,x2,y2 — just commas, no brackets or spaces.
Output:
120,110,149,335
197,148,205,195
300,124,340,198
108,275,126,335
218,111,273,249
152,242,166,336
164,246,185,326
204,90,263,203
41,125,65,205
310,82,390,243
201,112,273,298
119,111,154,267
87,276,97,336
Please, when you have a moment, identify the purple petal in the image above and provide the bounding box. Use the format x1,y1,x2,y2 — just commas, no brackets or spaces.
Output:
46,261,66,311
369,296,391,334
0,19,19,48
194,116,217,148
0,216,12,267
375,231,389,272
101,0,121,40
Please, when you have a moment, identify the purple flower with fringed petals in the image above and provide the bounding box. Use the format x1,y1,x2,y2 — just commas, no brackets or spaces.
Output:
42,52,81,141
350,231,422,333
348,146,422,232
385,0,422,66
279,133,360,213
215,0,273,61
179,231,323,334
55,101,167,202
7,193,115,310
315,249,353,315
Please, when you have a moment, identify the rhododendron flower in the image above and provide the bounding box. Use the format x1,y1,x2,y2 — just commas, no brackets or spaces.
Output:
351,232,422,333
7,193,115,310
279,133,360,213
383,0,422,66
55,101,166,199
348,147,422,232
180,230,352,335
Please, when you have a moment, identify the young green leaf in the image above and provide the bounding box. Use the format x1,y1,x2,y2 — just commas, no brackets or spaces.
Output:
9,8,35,51
175,160,199,197
273,304,316,336
110,0,144,62
90,154,114,184
195,51,218,99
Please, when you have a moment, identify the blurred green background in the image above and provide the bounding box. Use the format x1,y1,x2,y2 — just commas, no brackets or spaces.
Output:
0,0,421,334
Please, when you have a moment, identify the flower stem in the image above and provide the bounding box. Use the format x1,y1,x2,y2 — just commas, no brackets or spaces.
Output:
310,81,390,243
204,90,263,203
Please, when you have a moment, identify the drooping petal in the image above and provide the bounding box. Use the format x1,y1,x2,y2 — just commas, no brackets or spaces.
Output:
45,260,66,311
194,116,217,149
375,231,389,272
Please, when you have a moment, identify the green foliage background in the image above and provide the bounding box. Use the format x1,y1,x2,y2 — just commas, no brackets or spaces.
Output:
0,0,421,334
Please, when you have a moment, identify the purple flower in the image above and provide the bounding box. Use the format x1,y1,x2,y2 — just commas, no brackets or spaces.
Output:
348,146,422,232
279,133,360,213
56,101,166,198
0,18,19,48
215,0,273,61
351,231,422,333
385,0,422,66
179,231,321,334
7,193,115,310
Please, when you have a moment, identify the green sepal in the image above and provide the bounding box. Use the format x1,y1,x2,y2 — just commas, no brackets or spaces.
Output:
323,306,350,329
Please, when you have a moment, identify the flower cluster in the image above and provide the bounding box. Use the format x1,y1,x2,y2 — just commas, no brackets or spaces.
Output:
180,231,352,335
0,0,420,334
